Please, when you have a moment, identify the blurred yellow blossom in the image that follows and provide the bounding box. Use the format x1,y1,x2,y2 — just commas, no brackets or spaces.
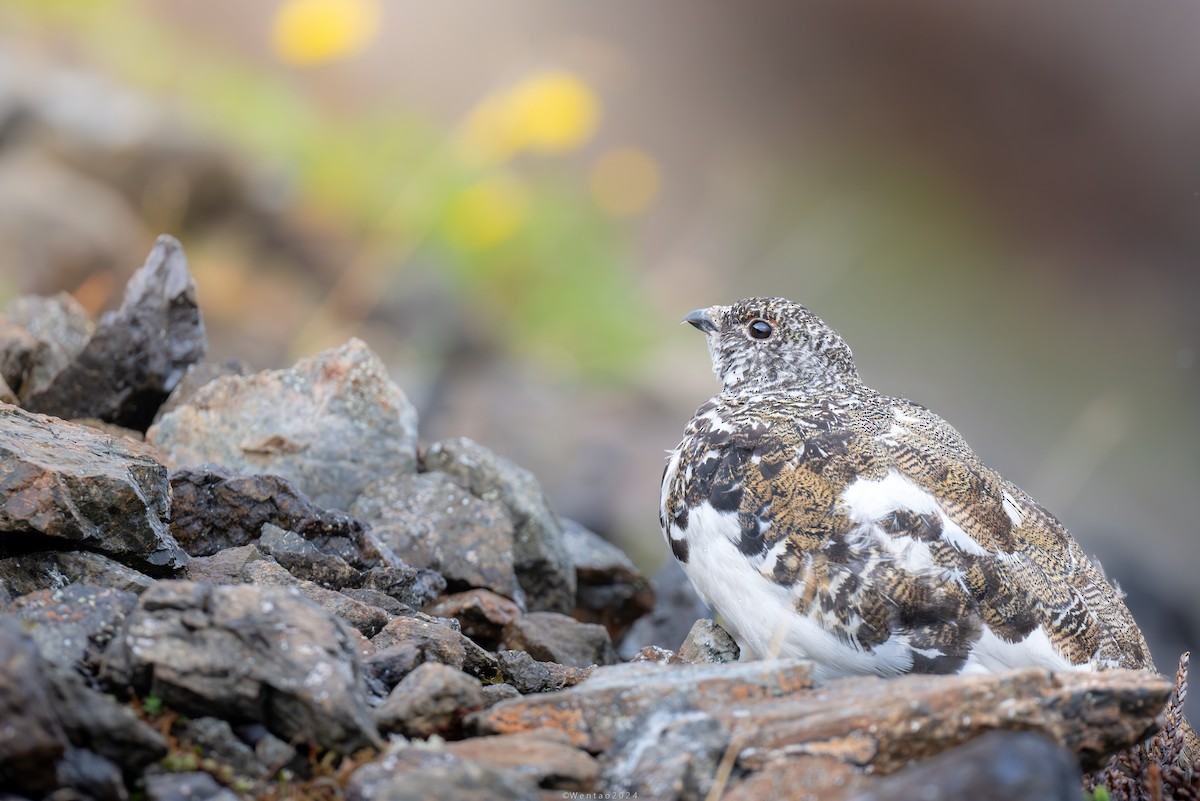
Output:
460,71,600,163
271,0,381,66
589,147,660,217
445,174,528,250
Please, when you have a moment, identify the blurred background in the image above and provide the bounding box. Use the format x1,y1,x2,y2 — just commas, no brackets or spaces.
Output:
1,0,1197,684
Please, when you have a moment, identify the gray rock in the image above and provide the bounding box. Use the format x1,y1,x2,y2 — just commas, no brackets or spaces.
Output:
168,466,368,558
23,236,206,430
55,747,126,801
185,546,389,636
143,772,240,801
502,612,617,669
0,319,37,397
147,338,418,512
561,519,653,642
480,683,521,708
259,522,360,588
600,711,729,801
0,405,186,572
10,584,137,673
179,717,271,782
0,550,157,597
46,661,170,772
845,731,1082,801
423,437,576,614
153,358,251,422
347,754,541,801
352,473,523,604
375,662,486,739
4,292,93,399
0,619,68,795
493,650,592,696
677,619,739,664
101,581,381,752
342,587,412,616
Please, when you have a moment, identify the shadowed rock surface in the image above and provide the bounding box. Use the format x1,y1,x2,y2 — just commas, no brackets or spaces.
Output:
23,235,206,429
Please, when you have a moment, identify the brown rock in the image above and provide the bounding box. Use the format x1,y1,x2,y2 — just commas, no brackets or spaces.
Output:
374,662,486,739
0,375,14,404
502,611,617,669
445,733,600,791
474,659,813,752
425,589,523,650
0,550,156,597
725,755,869,801
731,668,1169,773
0,405,186,572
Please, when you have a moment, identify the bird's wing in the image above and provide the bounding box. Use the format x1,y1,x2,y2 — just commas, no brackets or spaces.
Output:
672,397,1150,675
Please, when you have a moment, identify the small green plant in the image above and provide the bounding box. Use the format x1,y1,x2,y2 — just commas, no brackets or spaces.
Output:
140,694,164,717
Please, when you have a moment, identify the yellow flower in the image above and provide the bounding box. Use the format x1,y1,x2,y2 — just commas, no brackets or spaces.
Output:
460,71,600,163
445,174,528,250
272,0,381,66
589,147,660,217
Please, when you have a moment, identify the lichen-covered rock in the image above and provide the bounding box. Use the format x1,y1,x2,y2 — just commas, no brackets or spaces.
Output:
368,614,498,687
0,405,186,572
422,437,575,614
352,473,523,604
9,584,137,673
101,581,380,752
677,619,739,664
23,236,206,429
600,710,729,801
147,338,417,512
493,650,593,696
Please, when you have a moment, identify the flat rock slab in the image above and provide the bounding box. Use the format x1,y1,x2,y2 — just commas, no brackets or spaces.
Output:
731,667,1170,773
444,733,600,791
0,404,186,572
101,580,380,753
23,236,206,430
474,659,814,753
147,338,418,512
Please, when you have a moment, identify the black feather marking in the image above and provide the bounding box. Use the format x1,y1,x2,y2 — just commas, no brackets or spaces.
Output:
670,533,690,563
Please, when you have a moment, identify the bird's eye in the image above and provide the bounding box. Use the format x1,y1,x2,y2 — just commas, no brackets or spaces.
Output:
748,319,773,340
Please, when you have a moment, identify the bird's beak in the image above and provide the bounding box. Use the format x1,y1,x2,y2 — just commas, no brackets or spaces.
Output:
683,307,718,334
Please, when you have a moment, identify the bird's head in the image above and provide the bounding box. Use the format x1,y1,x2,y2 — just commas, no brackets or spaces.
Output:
685,296,859,395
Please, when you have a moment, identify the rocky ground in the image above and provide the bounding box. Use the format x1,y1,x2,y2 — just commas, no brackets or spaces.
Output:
0,237,1194,800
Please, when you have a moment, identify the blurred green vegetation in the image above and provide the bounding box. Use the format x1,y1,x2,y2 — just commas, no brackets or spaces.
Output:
5,0,651,380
